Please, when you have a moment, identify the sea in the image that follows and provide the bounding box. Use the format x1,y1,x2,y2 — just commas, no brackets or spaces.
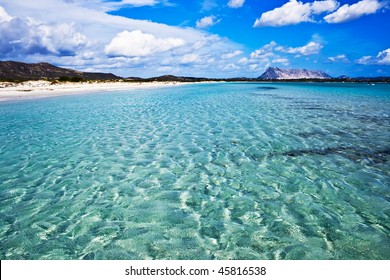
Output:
0,82,389,260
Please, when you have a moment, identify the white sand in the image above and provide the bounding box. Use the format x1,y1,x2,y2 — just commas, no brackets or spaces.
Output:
0,80,185,102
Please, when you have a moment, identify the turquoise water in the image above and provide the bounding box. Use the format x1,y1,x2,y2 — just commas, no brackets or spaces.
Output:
0,82,389,260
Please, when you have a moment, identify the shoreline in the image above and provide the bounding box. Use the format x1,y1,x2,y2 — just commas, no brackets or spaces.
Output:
0,80,190,102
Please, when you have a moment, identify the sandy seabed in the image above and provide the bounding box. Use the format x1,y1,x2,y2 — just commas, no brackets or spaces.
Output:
0,80,185,102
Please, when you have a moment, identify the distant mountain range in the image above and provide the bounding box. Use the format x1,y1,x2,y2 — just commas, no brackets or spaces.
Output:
1,61,389,83
0,61,120,81
259,67,332,80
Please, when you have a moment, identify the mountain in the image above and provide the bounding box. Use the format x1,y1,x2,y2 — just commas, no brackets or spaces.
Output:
0,61,121,81
259,67,332,80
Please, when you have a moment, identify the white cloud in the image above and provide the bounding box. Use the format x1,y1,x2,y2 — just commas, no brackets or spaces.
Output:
0,1,209,44
110,0,158,7
80,51,96,60
311,0,340,13
36,23,90,55
356,55,373,64
250,41,277,59
228,0,245,8
0,5,12,21
221,50,243,59
357,48,390,65
207,58,216,64
328,54,348,62
156,65,174,73
0,10,89,57
239,39,320,73
120,0,158,5
324,0,386,23
103,0,160,12
377,49,390,64
272,58,289,65
238,57,249,65
223,63,240,70
247,41,290,68
104,30,185,57
249,64,261,71
0,1,240,77
281,41,323,56
180,54,200,64
254,0,339,27
196,16,220,28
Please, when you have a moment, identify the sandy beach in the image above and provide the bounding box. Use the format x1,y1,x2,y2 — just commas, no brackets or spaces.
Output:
0,80,185,102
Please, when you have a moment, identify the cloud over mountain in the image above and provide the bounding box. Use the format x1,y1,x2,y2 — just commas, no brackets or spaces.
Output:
281,41,323,56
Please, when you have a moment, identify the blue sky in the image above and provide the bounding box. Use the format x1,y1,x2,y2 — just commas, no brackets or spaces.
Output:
0,0,389,78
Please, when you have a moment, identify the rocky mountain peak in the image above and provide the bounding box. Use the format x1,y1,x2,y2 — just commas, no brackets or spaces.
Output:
259,67,332,80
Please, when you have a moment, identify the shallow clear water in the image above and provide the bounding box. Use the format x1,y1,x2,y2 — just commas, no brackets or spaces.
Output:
0,82,389,260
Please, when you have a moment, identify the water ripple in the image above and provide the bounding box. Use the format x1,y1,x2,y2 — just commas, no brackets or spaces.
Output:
0,83,389,259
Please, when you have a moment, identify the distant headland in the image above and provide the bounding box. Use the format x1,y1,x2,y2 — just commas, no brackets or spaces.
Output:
1,61,389,83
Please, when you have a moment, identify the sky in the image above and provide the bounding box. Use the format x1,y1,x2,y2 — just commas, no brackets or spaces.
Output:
0,0,389,78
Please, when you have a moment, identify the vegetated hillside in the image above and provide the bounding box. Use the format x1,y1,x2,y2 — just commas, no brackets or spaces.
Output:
0,61,121,81
143,75,210,82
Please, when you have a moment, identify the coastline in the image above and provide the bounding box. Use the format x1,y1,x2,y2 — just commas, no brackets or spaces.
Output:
0,80,188,102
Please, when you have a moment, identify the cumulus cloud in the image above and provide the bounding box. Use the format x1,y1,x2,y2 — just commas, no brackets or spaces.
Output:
272,58,289,64
281,41,323,56
377,49,390,64
250,41,278,59
356,56,373,64
0,1,241,77
328,54,349,62
250,64,262,71
223,63,240,70
242,39,324,71
237,57,248,65
196,16,220,28
104,30,186,57
221,50,243,59
254,0,339,27
311,0,340,13
247,41,289,67
0,1,219,46
180,54,201,64
0,10,89,57
324,0,387,23
36,23,90,55
228,0,245,8
0,5,12,21
357,48,390,65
